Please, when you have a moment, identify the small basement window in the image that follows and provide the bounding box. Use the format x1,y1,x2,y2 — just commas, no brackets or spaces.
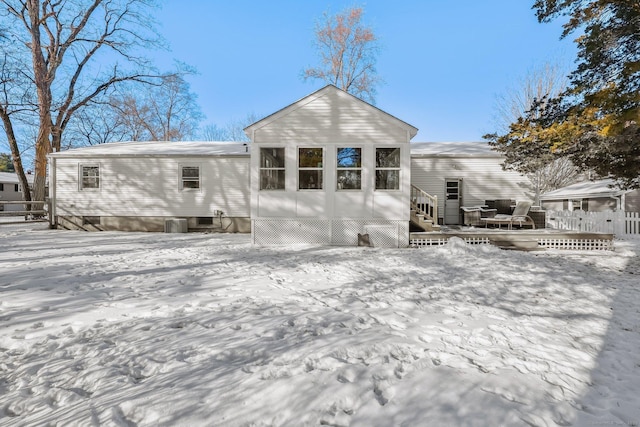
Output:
197,217,214,225
83,216,101,226
181,165,200,190
80,165,100,190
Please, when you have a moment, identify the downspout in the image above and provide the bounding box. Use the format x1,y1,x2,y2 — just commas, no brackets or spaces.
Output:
49,155,57,228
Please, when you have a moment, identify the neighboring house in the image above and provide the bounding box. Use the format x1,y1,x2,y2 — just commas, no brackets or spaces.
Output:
410,142,531,225
48,85,535,245
540,179,640,212
48,142,250,231
0,172,34,212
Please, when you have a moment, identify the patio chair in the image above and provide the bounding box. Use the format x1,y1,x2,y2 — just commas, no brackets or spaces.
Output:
481,201,536,230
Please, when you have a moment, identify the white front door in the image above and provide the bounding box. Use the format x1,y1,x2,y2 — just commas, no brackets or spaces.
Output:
444,179,462,225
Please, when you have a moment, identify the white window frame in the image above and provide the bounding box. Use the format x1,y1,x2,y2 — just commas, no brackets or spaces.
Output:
260,147,286,191
375,147,401,191
336,146,363,191
79,164,101,191
180,164,201,191
298,147,324,191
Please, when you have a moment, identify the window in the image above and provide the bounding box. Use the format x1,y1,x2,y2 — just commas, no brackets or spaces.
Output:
260,148,285,190
375,148,400,190
298,147,323,190
83,216,101,226
337,147,362,190
14,184,19,192
0,183,4,191
80,165,100,190
197,217,214,225
181,166,200,189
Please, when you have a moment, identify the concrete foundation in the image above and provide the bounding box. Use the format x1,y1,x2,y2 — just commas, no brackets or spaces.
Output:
56,215,251,233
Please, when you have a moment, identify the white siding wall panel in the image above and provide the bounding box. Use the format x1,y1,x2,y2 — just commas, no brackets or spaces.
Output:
254,91,408,144
411,156,532,220
55,157,250,217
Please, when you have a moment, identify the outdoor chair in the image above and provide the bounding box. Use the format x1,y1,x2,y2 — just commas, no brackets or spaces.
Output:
481,201,536,230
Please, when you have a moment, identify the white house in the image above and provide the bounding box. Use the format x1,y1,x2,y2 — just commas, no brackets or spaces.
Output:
245,85,417,246
48,85,535,245
0,171,34,212
540,179,640,212
48,141,251,232
410,142,532,225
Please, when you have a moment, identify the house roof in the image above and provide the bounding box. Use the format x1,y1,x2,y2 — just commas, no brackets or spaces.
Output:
410,141,501,157
244,85,419,139
48,141,251,158
540,179,629,200
0,171,35,184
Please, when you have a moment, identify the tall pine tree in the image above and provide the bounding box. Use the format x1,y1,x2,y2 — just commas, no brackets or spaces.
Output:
489,1,640,188
533,0,640,187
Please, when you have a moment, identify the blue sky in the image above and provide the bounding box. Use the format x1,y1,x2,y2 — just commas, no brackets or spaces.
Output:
155,1,575,142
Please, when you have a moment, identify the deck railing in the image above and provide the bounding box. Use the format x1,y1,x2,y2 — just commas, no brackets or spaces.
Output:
410,184,438,223
0,200,51,225
546,210,640,237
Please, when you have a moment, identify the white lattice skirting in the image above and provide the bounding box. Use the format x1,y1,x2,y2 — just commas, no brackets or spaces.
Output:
537,238,614,251
252,219,409,247
410,237,491,247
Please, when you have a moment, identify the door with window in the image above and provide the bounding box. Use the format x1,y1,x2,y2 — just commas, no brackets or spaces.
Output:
444,178,462,225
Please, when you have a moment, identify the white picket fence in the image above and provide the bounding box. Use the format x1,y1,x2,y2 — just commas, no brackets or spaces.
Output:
546,210,640,237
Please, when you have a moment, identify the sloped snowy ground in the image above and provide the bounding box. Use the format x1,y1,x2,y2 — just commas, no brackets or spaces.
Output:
1,223,639,427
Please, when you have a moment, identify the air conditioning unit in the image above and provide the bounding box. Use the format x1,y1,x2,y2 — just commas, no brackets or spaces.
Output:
164,218,188,233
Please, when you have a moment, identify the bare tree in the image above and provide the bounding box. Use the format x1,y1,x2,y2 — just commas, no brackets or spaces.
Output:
493,62,568,134
489,61,580,204
201,112,259,142
303,6,381,103
64,101,130,146
200,124,229,141
108,72,203,142
0,45,35,204
0,0,165,204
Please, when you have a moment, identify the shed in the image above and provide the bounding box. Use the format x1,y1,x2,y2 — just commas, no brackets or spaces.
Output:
540,179,640,212
245,85,418,247
48,141,251,231
410,142,532,225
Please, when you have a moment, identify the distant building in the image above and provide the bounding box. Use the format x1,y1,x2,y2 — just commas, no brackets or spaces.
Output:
0,172,34,212
540,179,640,212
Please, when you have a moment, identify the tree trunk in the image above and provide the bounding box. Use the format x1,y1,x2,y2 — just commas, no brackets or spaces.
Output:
27,0,53,210
0,111,32,205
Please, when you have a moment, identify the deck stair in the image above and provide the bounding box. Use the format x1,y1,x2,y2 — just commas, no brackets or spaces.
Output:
410,185,440,231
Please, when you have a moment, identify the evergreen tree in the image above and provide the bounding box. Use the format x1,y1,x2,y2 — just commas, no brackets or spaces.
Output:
0,153,14,172
530,0,640,187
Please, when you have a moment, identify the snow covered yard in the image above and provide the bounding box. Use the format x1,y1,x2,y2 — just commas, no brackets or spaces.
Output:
1,224,639,427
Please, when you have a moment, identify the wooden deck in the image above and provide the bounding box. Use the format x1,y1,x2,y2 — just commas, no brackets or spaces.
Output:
409,229,615,251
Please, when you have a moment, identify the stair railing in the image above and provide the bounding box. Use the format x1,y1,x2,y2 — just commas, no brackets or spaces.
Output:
410,184,438,223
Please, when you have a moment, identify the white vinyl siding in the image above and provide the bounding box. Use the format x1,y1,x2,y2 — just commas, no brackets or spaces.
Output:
54,156,250,217
411,156,531,222
253,89,410,144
